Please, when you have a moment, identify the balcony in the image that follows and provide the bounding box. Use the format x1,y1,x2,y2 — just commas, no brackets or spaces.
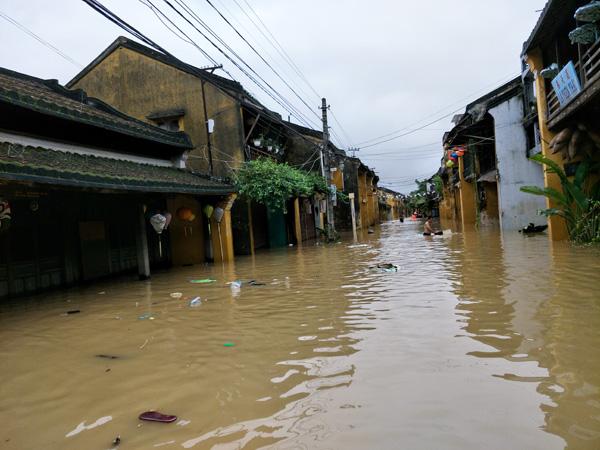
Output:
546,38,600,128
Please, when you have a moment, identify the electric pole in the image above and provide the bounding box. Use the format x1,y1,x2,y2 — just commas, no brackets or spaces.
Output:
348,147,360,158
321,98,335,240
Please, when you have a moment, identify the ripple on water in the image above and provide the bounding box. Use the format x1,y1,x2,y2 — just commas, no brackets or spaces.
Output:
0,222,599,449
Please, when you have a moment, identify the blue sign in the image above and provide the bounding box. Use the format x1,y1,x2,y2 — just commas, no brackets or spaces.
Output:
551,61,582,107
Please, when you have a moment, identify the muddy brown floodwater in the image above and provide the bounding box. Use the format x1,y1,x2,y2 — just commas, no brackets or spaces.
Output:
1,220,600,449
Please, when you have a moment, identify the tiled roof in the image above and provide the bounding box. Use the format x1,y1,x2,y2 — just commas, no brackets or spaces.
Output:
522,0,583,55
0,66,192,149
67,36,258,104
0,141,233,195
286,122,347,157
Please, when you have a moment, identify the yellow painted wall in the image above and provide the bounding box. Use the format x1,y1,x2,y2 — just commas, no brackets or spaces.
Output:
210,194,237,263
439,182,458,229
458,156,477,230
167,196,205,265
358,172,368,229
366,176,374,227
331,169,344,190
483,183,499,219
70,46,245,178
526,49,568,240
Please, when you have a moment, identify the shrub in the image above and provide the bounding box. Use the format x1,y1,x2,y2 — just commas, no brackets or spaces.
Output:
234,158,327,211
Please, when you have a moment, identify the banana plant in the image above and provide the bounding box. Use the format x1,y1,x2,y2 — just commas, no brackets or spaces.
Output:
520,153,600,242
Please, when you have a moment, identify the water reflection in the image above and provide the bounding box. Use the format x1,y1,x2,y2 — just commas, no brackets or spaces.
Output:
0,222,599,449
0,237,381,449
449,230,600,449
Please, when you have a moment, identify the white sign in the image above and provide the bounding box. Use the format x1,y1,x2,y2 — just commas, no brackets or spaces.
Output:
551,61,582,107
330,184,337,206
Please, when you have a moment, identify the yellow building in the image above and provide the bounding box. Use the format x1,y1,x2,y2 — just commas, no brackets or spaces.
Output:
68,36,296,258
377,188,403,221
522,0,600,240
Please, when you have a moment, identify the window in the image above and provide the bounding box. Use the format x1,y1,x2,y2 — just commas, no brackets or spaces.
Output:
154,118,181,132
147,109,185,132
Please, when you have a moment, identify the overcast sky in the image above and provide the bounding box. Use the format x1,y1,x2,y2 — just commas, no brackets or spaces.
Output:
0,0,547,192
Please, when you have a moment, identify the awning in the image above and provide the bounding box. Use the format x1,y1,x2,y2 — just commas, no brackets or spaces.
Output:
478,169,498,183
0,141,234,195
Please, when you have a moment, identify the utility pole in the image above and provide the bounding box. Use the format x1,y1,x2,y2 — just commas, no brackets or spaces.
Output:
321,98,335,240
349,147,360,158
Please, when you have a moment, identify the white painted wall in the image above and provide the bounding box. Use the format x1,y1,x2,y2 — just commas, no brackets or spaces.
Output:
489,96,546,230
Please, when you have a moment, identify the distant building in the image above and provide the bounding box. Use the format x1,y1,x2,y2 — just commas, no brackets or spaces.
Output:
439,78,546,231
377,187,404,221
284,122,380,231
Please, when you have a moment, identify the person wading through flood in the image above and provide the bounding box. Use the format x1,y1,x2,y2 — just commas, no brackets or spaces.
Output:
423,216,442,236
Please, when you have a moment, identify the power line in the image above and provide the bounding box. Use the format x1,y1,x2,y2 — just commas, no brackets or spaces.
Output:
0,9,83,68
80,0,342,162
137,0,218,64
235,0,321,99
329,109,354,148
356,71,521,148
165,0,320,129
219,0,350,149
212,0,319,107
202,0,322,123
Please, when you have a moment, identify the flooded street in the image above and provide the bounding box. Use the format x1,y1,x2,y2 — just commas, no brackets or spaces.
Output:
1,220,599,450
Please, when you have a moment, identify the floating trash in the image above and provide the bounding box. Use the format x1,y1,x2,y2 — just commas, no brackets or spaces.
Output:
190,279,215,284
65,310,80,315
188,297,202,307
229,280,242,289
247,280,266,286
371,263,398,273
138,411,177,423
95,354,119,360
169,292,183,299
223,342,235,347
138,313,154,320
347,244,369,249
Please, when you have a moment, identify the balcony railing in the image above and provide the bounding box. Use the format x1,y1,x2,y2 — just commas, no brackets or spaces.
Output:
547,38,600,120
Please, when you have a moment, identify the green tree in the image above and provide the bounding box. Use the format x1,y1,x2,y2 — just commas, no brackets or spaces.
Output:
234,158,327,212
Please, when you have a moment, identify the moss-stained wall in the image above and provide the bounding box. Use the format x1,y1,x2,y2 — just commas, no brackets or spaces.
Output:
70,47,244,178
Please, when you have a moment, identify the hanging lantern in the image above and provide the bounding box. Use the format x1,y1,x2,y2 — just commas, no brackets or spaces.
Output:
575,1,600,22
213,207,224,223
446,160,455,168
164,212,172,229
150,214,167,234
0,199,11,234
177,207,195,222
203,204,214,219
451,152,459,159
456,149,465,157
